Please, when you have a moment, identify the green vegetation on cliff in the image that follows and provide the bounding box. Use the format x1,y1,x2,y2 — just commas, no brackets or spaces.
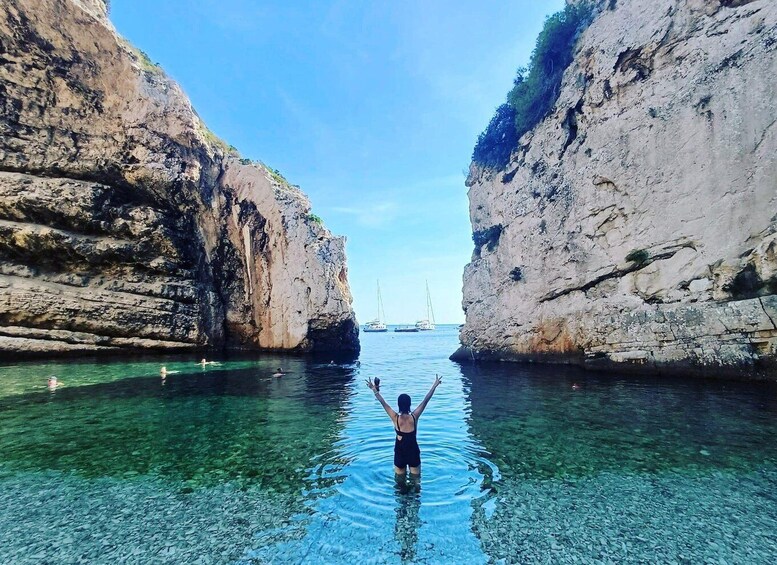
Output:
473,3,595,169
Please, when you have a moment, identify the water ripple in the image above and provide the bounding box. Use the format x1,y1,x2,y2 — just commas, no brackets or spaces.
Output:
4,326,776,563
249,327,495,562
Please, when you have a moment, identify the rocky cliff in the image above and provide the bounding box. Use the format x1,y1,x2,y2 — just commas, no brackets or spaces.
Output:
0,0,359,356
456,0,776,376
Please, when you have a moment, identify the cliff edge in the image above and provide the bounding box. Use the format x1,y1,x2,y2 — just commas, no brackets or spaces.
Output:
0,0,359,356
455,0,776,376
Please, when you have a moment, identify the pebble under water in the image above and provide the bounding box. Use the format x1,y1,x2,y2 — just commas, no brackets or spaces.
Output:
1,326,776,563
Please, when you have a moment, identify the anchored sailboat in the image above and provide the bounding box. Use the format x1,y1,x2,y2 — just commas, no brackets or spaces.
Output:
415,281,436,331
363,280,388,332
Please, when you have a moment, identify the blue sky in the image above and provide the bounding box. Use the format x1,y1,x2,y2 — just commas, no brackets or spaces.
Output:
111,0,565,324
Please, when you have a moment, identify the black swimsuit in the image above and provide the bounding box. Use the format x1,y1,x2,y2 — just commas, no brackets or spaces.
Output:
394,413,421,469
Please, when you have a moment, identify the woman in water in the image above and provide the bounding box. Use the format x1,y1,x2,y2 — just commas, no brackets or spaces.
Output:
365,375,442,478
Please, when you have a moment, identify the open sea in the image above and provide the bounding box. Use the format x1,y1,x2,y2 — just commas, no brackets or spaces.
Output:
1,324,776,563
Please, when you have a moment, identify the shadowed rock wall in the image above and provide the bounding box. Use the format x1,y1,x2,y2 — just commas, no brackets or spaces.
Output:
0,0,359,356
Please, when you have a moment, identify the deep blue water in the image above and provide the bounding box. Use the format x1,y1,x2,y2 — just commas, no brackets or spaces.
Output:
1,325,776,563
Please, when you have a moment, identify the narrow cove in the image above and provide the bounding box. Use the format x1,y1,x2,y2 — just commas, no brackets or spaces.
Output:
1,327,775,563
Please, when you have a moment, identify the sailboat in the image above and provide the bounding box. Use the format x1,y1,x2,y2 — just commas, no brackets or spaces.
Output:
363,280,388,332
414,281,436,331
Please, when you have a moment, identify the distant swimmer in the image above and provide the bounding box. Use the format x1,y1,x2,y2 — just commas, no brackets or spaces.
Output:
273,367,286,378
198,358,220,366
47,376,62,389
160,366,167,376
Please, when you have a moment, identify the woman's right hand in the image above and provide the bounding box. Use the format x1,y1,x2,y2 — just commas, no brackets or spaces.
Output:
365,378,377,392
433,374,443,389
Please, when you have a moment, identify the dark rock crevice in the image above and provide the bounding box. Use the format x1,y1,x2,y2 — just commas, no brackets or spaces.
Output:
540,244,695,303
472,224,503,257
560,98,584,158
614,47,654,81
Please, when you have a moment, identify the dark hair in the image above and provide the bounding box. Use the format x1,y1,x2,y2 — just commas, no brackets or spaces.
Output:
397,394,411,414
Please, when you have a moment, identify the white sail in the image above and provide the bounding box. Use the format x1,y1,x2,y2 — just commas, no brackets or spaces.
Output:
363,280,388,332
415,280,436,331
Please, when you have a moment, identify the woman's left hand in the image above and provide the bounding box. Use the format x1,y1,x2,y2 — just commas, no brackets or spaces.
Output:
365,378,377,391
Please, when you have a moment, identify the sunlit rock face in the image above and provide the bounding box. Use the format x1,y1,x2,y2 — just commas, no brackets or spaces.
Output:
0,0,359,356
456,0,776,376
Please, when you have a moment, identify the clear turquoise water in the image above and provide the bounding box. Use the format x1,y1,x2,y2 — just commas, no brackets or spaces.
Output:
1,326,776,563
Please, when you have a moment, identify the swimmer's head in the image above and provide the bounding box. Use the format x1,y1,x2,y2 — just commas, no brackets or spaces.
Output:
201,359,206,364
397,394,411,414
48,376,57,384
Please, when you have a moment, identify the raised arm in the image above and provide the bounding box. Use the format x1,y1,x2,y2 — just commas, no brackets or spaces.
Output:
412,375,442,420
365,377,397,421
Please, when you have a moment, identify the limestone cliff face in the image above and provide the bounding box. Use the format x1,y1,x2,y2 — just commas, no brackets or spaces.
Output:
0,0,359,355
456,0,776,376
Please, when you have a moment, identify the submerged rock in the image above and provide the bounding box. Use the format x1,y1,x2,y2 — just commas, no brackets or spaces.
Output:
458,0,776,376
0,0,359,355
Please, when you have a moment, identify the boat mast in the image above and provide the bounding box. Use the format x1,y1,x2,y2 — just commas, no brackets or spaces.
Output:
377,280,386,323
426,280,435,324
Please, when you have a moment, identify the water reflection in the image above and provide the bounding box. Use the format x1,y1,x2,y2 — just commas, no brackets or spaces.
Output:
4,328,775,563
245,327,491,563
459,360,777,563
393,482,421,561
460,361,777,477
0,357,356,493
